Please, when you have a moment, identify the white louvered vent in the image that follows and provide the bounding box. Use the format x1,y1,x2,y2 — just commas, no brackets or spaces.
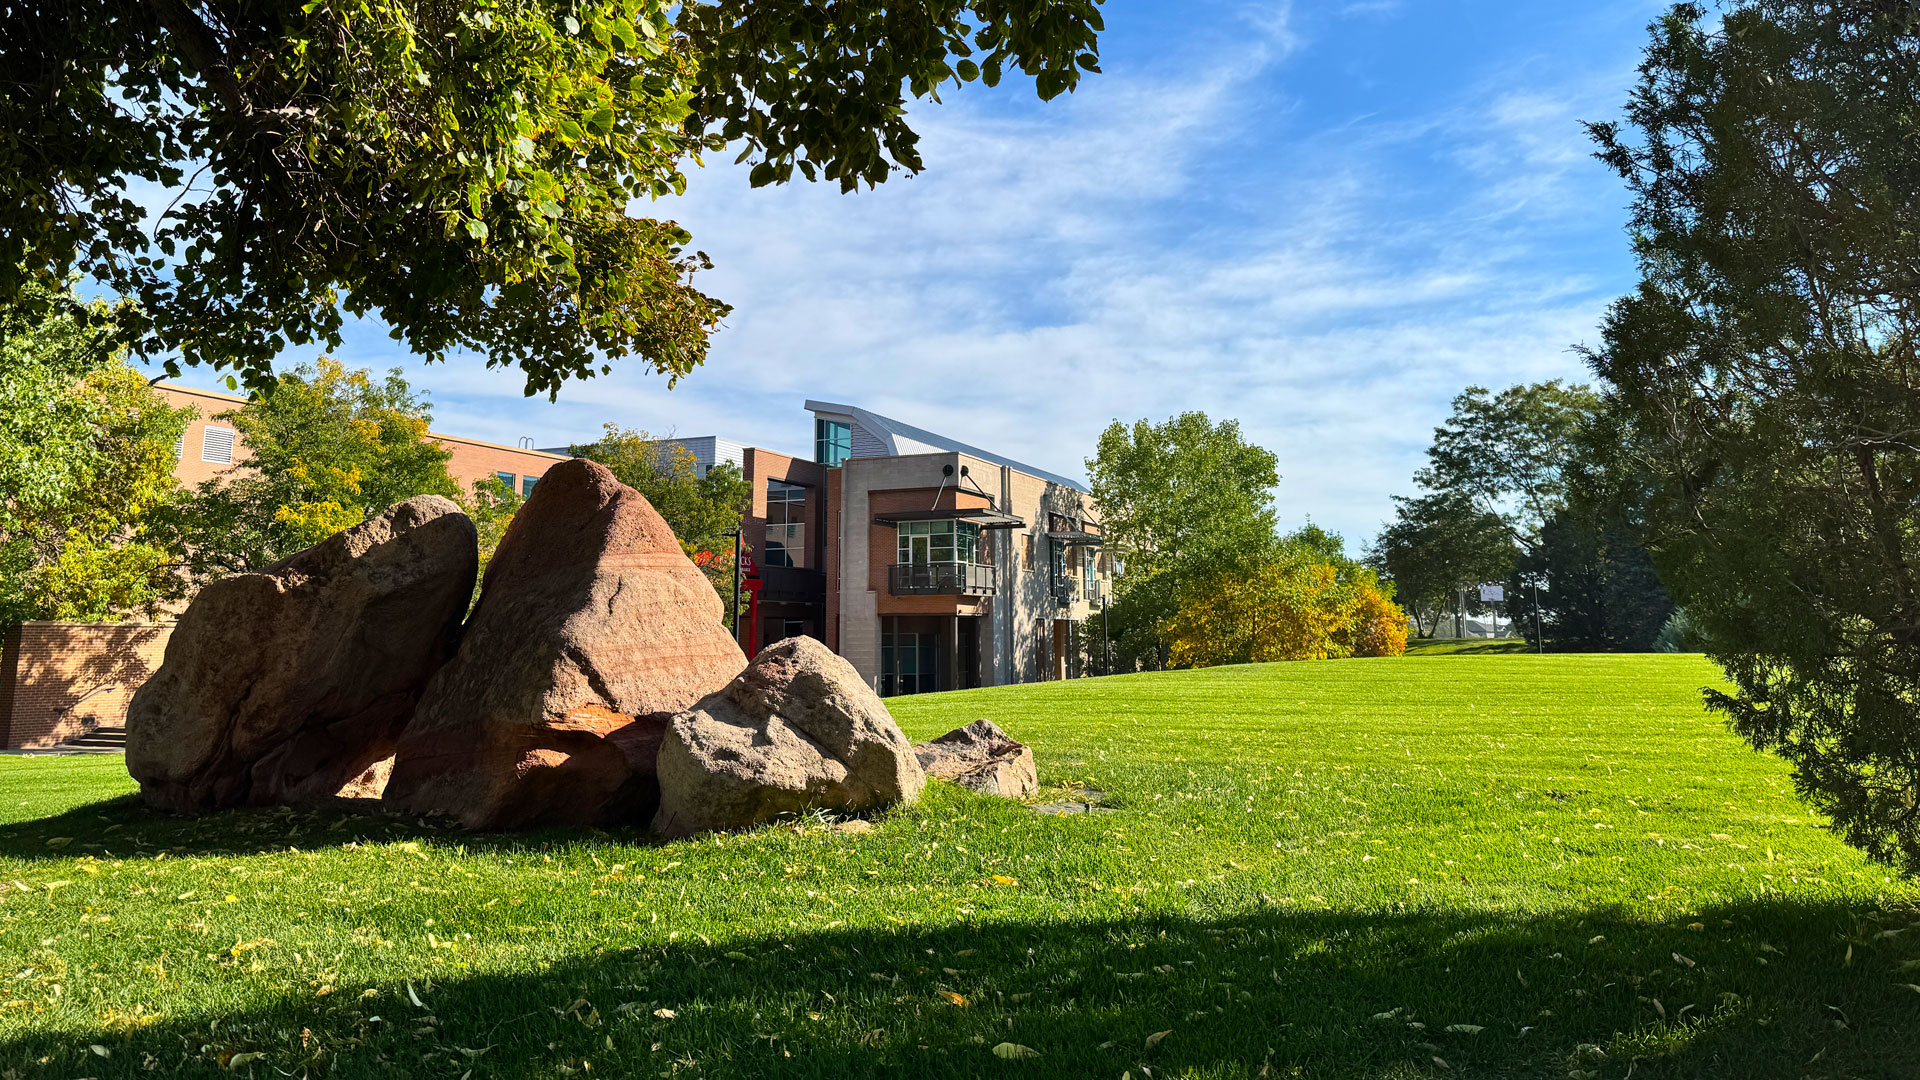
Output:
201,426,236,465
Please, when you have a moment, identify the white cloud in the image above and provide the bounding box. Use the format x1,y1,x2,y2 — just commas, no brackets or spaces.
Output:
256,1,1648,549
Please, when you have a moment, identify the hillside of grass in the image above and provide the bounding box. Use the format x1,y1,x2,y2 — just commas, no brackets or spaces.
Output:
3,655,1916,1079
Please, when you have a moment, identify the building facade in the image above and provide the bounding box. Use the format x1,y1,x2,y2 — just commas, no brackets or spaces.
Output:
157,383,568,495
707,401,1112,696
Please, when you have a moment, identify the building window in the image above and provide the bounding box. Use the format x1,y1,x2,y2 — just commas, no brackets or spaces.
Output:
897,520,980,565
882,625,940,696
815,419,852,466
521,475,538,497
1023,532,1036,571
764,480,807,568
496,471,516,490
200,426,235,465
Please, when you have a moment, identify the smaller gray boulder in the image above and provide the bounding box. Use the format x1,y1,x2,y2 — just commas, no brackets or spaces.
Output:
913,719,1037,798
653,637,924,838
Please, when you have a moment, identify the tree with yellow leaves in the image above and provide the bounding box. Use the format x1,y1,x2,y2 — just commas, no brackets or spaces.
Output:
1167,537,1410,668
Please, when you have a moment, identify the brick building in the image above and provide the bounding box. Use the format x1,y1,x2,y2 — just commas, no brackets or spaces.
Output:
158,383,568,495
678,401,1113,695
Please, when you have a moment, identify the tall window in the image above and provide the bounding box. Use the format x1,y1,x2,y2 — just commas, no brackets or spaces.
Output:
764,480,807,568
815,419,851,466
897,520,980,565
495,470,516,490
521,475,539,497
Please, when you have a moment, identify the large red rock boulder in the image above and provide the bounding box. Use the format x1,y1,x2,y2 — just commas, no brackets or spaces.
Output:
384,458,746,829
654,637,925,839
126,496,477,812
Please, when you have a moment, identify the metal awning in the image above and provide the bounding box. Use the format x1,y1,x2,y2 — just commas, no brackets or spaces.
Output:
1046,530,1105,546
873,508,1027,530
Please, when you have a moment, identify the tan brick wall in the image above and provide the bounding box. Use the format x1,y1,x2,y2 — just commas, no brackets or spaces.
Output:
435,435,568,495
157,383,568,495
1,622,173,749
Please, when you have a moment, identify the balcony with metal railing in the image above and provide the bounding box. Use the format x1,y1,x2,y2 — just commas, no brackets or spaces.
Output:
888,562,997,596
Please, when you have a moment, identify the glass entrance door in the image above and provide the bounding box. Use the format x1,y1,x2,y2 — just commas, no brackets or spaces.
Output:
881,624,942,696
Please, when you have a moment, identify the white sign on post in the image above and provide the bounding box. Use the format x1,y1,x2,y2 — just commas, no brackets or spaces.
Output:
1478,584,1506,603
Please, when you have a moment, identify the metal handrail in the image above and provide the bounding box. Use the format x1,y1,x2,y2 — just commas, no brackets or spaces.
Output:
888,562,997,596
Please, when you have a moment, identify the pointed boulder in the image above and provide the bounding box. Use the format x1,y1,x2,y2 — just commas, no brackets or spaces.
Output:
384,458,745,829
654,636,925,839
126,496,477,812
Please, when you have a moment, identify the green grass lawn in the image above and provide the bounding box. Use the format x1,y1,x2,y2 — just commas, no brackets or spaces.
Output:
3,655,1916,1079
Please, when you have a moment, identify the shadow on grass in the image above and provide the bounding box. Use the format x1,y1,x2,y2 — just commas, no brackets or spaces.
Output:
0,793,653,862
5,895,1918,1079
1403,639,1537,656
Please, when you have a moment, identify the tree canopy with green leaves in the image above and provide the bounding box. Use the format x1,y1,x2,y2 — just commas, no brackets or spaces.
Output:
1589,1,1920,871
1086,412,1280,668
0,286,193,625
1369,490,1517,637
2,0,1105,397
169,359,462,581
1415,381,1601,555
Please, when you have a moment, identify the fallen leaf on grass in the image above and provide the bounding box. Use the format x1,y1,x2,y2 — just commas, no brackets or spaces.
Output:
992,875,1018,887
653,1008,676,1020
939,991,968,1007
227,1051,265,1068
1145,1030,1172,1049
407,982,426,1009
991,1043,1039,1059
89,1045,110,1058
1444,1025,1483,1035
1672,953,1696,968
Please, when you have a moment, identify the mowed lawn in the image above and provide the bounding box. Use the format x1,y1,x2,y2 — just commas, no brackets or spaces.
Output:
3,656,1918,1079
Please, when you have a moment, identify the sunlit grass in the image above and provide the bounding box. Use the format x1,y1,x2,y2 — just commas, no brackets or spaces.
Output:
1,654,1915,1078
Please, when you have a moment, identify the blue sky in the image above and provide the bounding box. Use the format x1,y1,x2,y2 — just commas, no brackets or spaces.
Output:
154,0,1668,547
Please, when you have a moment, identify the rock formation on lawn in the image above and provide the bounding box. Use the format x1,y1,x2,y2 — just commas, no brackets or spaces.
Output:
383,458,746,830
654,636,925,838
913,719,1037,798
126,496,477,812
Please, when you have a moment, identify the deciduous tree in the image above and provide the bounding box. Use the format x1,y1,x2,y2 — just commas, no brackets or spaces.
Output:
0,286,193,624
3,0,1105,396
169,359,461,579
1416,381,1600,554
1086,412,1280,669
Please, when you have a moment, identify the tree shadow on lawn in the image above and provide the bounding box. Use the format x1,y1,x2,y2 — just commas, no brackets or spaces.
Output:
6,896,1919,1080
0,793,653,861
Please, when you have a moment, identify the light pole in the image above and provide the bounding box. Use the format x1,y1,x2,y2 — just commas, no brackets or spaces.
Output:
729,528,743,646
